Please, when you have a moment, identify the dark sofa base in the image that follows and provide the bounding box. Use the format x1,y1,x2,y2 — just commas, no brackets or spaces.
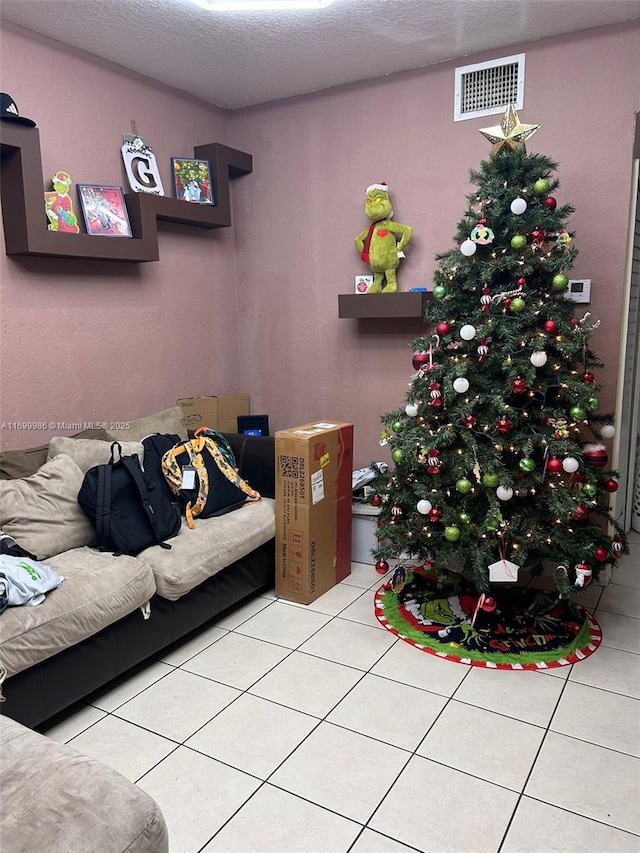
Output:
2,540,275,728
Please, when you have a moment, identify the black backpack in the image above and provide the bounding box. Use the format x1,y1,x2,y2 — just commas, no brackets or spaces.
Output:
161,429,260,528
78,442,182,556
141,433,183,503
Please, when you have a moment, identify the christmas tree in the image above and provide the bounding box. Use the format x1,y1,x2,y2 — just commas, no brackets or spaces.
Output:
373,106,628,601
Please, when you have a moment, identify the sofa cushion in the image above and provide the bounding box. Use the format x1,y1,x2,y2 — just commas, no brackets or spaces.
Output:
47,436,144,473
141,497,275,600
0,716,169,853
0,455,95,560
0,546,156,678
0,428,108,480
106,406,187,442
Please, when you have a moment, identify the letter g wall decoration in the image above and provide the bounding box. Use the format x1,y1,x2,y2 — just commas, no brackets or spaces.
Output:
121,134,164,196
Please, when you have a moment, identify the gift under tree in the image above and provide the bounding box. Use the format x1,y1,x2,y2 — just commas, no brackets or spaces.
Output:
371,107,628,663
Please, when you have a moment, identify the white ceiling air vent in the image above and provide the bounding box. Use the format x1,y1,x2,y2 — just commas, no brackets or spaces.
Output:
454,54,525,122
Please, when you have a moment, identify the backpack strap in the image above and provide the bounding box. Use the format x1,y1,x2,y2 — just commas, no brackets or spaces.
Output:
120,456,172,549
161,439,212,530
202,437,261,502
95,464,112,552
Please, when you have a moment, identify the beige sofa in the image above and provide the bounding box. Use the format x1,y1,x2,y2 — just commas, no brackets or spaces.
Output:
0,407,277,727
1,714,169,853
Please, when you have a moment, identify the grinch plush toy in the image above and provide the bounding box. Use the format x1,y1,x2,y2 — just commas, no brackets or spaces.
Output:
355,182,413,293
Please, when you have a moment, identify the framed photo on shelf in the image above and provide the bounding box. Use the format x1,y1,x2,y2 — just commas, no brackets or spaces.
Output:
171,158,214,205
77,185,132,237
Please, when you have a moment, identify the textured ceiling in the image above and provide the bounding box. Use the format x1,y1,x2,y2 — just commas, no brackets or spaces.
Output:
2,0,639,109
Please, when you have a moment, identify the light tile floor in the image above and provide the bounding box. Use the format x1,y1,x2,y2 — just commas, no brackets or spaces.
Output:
42,530,640,853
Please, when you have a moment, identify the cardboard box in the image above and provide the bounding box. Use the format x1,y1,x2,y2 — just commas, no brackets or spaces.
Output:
276,421,353,604
177,394,250,433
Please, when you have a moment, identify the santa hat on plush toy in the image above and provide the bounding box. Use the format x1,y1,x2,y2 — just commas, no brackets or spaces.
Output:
366,182,389,195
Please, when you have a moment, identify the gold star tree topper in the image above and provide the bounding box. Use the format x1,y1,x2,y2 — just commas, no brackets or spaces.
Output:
479,105,540,154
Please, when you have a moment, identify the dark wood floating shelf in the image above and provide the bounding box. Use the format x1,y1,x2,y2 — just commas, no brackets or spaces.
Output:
0,123,252,263
338,291,430,319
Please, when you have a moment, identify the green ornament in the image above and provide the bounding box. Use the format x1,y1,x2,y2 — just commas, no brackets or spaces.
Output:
588,396,600,410
552,273,569,291
583,483,597,497
456,478,473,494
484,518,499,532
519,458,535,472
392,421,404,433
433,284,447,300
534,178,551,195
511,235,527,250
444,526,461,542
391,448,404,463
570,406,586,420
510,297,526,313
459,512,471,525
482,472,500,488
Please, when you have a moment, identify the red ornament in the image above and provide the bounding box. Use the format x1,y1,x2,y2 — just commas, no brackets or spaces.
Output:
613,534,623,558
436,322,452,337
531,228,546,245
594,547,609,562
517,277,526,288
573,473,586,484
428,508,442,522
543,196,557,211
584,444,608,468
569,317,579,327
462,414,477,428
543,320,558,334
375,559,389,575
511,378,527,394
496,417,513,434
547,458,563,474
371,494,382,507
604,479,619,493
572,503,588,520
583,372,595,384
412,352,430,371
481,596,497,612
503,298,512,308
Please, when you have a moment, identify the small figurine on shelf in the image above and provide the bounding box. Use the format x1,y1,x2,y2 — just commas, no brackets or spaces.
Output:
44,171,80,233
354,182,413,293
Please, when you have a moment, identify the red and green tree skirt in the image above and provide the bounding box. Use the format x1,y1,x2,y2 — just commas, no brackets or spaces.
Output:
372,106,628,598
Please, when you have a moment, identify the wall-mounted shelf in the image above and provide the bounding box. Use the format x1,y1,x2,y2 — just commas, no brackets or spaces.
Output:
0,123,252,263
338,292,430,319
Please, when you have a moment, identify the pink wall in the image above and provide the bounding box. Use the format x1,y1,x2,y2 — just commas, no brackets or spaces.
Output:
0,24,240,450
228,22,640,466
1,21,639,466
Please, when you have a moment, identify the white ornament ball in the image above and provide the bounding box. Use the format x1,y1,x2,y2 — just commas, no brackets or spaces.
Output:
460,239,477,257
453,377,470,393
530,351,548,367
510,197,528,215
460,324,477,341
562,457,580,473
600,424,616,439
496,485,514,501
417,499,433,515
405,403,419,417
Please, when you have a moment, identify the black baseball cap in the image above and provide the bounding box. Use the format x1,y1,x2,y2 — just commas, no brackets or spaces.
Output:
1,93,36,127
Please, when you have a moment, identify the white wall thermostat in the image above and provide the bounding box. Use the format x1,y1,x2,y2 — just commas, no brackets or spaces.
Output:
565,279,591,303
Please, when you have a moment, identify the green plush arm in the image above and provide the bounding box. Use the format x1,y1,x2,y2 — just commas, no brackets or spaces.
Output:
392,223,413,253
